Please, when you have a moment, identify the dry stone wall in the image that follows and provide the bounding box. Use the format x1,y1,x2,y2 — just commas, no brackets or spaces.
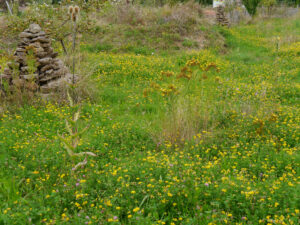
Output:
0,24,72,94
216,6,229,27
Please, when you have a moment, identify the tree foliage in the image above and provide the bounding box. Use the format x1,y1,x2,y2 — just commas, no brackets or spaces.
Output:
242,0,262,16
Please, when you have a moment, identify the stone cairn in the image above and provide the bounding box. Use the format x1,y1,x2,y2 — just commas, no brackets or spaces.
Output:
0,24,72,94
216,6,229,27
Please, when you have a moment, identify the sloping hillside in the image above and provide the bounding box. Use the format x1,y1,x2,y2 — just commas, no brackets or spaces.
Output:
0,4,299,225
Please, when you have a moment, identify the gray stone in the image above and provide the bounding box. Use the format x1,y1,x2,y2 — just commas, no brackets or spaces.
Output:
51,52,58,58
20,38,31,45
28,42,42,49
21,66,29,72
14,51,26,57
45,69,54,76
40,77,66,93
41,43,51,48
19,32,36,39
38,57,52,65
54,67,67,76
31,36,50,43
39,72,46,78
35,49,48,58
16,47,26,52
15,56,25,64
20,74,38,80
40,64,54,72
39,73,60,82
45,47,54,54
29,24,41,33
37,31,46,36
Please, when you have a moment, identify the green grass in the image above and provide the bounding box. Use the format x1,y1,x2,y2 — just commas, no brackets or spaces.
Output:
0,12,299,225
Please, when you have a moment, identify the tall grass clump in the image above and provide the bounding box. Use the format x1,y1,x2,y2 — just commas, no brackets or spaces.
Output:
159,49,282,146
160,57,223,144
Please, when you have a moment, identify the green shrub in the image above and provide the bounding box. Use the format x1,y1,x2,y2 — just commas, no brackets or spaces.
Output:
260,0,277,15
242,0,262,16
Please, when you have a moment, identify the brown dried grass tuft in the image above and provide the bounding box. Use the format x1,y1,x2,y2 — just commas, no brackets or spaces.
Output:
102,1,203,28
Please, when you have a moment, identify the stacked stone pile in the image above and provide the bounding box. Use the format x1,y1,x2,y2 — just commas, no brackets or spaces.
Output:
0,24,72,94
216,6,229,27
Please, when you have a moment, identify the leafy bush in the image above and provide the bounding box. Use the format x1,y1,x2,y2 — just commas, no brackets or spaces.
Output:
242,0,262,16
260,0,277,15
261,0,277,7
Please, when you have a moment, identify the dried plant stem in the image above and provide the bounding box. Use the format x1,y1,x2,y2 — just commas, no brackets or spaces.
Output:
60,39,68,55
72,21,77,85
72,157,87,171
5,1,13,16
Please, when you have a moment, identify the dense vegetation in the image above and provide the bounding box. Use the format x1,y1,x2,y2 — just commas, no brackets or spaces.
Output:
0,1,299,225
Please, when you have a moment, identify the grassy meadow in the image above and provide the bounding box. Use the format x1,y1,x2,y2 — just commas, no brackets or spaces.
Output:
0,2,299,225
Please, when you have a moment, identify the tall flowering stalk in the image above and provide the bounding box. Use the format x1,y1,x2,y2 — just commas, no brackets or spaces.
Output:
58,91,96,171
57,6,95,172
68,6,80,85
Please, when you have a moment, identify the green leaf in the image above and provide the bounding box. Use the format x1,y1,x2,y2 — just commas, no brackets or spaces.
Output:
58,134,74,156
71,125,89,139
65,120,73,135
139,195,149,208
